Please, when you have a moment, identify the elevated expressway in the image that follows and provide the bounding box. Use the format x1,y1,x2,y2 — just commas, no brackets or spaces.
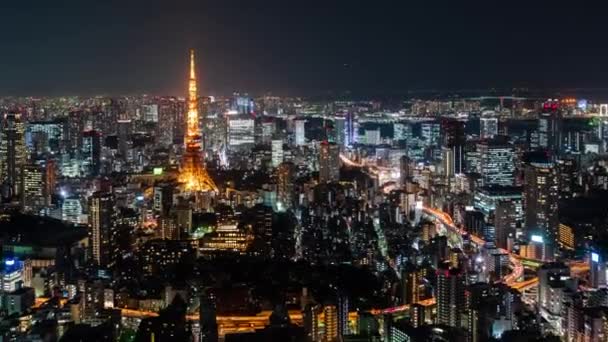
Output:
422,206,529,290
340,152,532,290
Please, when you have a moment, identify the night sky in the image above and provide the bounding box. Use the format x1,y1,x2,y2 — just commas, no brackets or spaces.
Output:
1,1,608,96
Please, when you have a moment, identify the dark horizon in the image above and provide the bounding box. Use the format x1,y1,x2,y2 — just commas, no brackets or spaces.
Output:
2,1,608,97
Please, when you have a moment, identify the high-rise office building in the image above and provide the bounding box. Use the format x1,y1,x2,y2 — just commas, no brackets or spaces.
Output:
494,199,518,250
436,265,465,328
157,97,184,146
68,110,85,151
318,142,340,183
400,155,412,185
556,158,577,200
0,113,27,196
233,93,254,114
333,117,346,146
26,119,66,154
473,186,523,224
589,251,606,289
441,118,465,148
477,137,515,186
538,262,570,312
393,122,413,142
20,163,47,213
62,197,83,224
441,146,457,178
143,104,159,123
271,139,284,167
81,130,101,177
524,162,559,245
401,265,420,305
345,112,356,146
538,111,562,153
295,119,306,146
439,119,465,176
227,117,255,147
277,162,295,210
479,117,498,139
362,129,381,145
116,119,132,160
421,122,441,147
88,192,117,268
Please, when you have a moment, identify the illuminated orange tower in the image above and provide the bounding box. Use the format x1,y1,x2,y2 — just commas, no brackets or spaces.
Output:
179,49,218,192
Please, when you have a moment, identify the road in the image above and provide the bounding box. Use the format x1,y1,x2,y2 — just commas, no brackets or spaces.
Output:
422,206,526,288
121,308,303,336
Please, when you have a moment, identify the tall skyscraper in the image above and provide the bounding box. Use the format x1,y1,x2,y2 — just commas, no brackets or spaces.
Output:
271,139,284,167
295,119,306,146
538,111,562,153
441,146,456,178
0,113,26,196
400,155,412,185
401,265,420,305
345,112,356,146
477,137,515,186
494,199,518,250
68,110,85,151
333,117,346,146
277,162,295,210
436,265,465,328
178,49,218,193
88,192,117,268
81,130,101,177
116,119,132,160
524,162,559,246
20,163,47,213
318,142,340,183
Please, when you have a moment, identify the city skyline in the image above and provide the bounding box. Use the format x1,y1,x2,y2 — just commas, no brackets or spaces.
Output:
5,2,608,341
2,1,608,96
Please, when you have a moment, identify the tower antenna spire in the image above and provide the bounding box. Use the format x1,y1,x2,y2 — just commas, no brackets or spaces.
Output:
179,49,218,193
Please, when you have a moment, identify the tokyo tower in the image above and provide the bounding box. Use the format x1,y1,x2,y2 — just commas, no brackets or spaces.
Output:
179,49,218,192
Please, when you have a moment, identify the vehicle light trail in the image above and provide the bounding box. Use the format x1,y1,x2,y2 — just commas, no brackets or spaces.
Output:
422,206,526,288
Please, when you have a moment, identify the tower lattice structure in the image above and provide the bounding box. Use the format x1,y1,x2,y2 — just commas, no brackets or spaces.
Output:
179,49,218,192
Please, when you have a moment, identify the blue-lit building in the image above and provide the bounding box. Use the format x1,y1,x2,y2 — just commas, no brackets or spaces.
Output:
1,258,24,293
26,119,66,154
473,186,523,223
